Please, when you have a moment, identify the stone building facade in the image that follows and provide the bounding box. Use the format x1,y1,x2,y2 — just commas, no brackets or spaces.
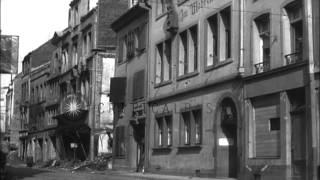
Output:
110,0,319,179
241,0,319,179
146,0,242,178
110,2,149,171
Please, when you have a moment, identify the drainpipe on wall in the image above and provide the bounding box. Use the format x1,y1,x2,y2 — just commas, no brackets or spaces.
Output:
239,0,245,74
306,0,318,179
144,1,151,172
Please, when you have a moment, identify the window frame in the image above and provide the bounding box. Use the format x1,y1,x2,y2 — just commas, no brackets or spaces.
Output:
155,114,173,148
179,106,202,146
252,13,271,74
155,38,172,86
177,24,199,79
205,5,232,70
282,1,303,65
61,46,69,72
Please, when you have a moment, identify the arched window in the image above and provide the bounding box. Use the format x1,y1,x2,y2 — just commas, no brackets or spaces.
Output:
282,0,303,65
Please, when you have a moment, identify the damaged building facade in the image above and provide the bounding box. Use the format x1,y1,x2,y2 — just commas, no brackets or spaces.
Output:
18,40,57,162
110,0,320,179
18,0,128,163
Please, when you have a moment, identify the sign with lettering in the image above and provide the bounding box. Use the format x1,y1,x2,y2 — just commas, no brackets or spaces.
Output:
190,0,214,15
178,0,215,22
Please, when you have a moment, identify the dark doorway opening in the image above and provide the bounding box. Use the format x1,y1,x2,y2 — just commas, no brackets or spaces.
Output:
216,98,238,178
131,119,145,172
288,88,306,180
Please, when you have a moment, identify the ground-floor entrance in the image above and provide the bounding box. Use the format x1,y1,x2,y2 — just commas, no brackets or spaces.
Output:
215,97,238,178
131,119,145,172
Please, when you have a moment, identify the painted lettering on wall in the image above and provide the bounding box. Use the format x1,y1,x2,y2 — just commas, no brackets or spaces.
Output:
190,0,214,15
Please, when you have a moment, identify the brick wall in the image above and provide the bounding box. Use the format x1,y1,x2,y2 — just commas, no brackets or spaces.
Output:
97,0,128,50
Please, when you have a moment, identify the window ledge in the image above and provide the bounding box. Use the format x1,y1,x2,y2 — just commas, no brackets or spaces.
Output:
205,59,233,72
177,144,202,150
177,71,199,81
152,146,172,152
152,146,172,154
250,156,280,160
154,80,172,88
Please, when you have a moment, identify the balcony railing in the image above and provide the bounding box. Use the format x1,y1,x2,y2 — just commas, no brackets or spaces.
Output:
254,61,270,74
284,52,302,65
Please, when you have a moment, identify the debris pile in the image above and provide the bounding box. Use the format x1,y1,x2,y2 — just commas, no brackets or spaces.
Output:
72,154,112,171
45,153,112,172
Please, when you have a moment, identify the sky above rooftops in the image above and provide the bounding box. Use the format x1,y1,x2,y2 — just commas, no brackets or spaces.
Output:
1,0,70,72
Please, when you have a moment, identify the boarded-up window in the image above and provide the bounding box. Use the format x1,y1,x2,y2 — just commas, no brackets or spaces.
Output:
110,77,126,103
252,94,280,158
132,70,145,101
115,126,125,157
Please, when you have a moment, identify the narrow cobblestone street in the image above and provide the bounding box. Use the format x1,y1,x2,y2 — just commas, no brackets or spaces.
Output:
5,165,140,180
4,164,236,180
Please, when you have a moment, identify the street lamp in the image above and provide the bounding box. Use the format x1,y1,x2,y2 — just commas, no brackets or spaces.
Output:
70,142,78,161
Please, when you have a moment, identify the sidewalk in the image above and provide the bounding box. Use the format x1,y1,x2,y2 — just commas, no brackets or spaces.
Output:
109,170,237,180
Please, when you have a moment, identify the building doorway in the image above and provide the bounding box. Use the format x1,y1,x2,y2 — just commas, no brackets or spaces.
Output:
131,119,145,172
216,98,238,178
288,88,306,180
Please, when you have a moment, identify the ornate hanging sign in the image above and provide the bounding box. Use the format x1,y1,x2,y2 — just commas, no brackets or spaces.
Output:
61,93,88,116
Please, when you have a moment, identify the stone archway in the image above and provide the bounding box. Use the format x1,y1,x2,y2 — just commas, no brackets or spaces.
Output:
215,97,239,178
